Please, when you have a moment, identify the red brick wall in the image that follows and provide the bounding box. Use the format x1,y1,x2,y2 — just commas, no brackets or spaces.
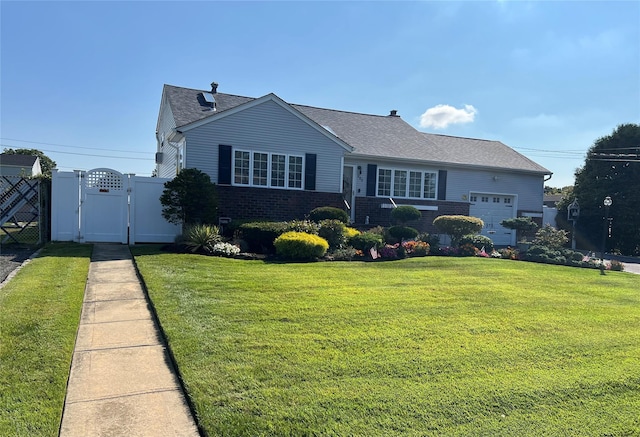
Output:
217,185,344,222
354,197,470,234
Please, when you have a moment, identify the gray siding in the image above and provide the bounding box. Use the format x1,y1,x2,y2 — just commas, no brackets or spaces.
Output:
157,101,178,178
345,157,544,213
184,100,346,193
446,168,544,212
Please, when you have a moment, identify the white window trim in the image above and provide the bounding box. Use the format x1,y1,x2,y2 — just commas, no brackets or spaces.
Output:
377,167,438,200
232,148,305,190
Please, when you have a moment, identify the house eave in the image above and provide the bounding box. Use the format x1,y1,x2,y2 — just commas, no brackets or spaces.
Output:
347,153,552,176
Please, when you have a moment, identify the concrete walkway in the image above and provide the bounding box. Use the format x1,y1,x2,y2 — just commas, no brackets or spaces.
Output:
60,244,199,437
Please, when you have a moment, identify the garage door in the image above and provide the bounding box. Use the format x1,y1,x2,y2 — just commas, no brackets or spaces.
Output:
469,193,515,246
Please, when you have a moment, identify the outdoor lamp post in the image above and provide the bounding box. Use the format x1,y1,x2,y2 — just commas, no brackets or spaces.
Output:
567,199,580,250
600,196,612,275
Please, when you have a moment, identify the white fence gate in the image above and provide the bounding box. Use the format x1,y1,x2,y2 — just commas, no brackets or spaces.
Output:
51,168,181,244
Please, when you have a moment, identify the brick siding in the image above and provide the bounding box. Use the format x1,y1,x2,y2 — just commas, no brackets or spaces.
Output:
354,197,470,234
217,186,344,222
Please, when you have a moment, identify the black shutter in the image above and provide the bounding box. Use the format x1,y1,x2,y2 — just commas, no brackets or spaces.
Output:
366,164,377,197
218,145,232,185
438,170,447,200
304,153,316,191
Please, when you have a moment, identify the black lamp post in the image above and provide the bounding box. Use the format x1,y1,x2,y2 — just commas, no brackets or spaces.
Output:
568,199,580,250
600,196,612,275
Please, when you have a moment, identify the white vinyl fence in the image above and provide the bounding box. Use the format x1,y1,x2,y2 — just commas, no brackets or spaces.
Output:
51,168,181,244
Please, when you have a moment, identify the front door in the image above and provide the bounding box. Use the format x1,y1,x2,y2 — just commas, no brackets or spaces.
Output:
342,166,355,223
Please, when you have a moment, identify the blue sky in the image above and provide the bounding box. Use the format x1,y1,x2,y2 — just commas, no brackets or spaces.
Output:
2,1,638,187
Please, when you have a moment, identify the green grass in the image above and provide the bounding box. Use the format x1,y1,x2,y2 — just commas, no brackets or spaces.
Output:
0,243,92,437
132,248,640,436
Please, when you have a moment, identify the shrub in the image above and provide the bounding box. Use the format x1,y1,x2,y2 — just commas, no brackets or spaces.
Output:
532,224,569,249
308,207,349,224
318,219,348,250
274,232,329,260
345,227,360,238
458,234,494,253
458,243,479,257
210,242,241,257
498,247,519,260
380,244,404,259
402,240,430,257
328,247,359,261
350,232,384,251
239,222,290,253
388,225,419,241
391,205,421,224
160,168,217,225
182,224,222,253
433,215,483,246
239,220,319,253
500,217,538,242
608,260,624,271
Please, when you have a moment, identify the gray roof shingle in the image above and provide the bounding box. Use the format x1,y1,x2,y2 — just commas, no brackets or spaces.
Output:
163,84,551,175
0,154,38,167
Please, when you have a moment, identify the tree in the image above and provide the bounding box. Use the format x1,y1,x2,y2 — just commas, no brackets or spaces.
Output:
433,215,483,246
572,123,640,255
2,148,56,179
159,168,217,225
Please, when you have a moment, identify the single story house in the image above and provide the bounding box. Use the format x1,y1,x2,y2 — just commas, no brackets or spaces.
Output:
0,154,42,177
156,82,552,246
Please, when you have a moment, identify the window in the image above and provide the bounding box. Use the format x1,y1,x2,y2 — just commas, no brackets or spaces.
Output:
234,151,249,185
504,197,512,204
271,154,286,187
393,170,407,197
233,149,303,189
408,171,422,198
288,156,303,189
493,197,500,203
424,172,437,199
378,168,437,199
378,169,391,196
253,153,268,186
470,195,477,202
481,196,489,202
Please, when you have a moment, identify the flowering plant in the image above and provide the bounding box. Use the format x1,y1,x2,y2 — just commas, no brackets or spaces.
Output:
380,244,400,259
438,246,459,257
210,242,241,257
402,240,430,257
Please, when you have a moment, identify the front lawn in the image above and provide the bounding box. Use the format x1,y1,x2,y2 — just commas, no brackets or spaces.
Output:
0,243,92,437
132,248,640,436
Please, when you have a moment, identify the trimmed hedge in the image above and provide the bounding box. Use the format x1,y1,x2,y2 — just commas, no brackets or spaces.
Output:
309,207,349,224
239,220,319,253
388,226,419,241
274,232,329,260
391,205,421,224
350,232,384,251
318,219,348,250
433,215,484,245
459,234,494,253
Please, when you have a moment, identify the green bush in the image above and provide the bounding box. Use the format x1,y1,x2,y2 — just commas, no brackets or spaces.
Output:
500,217,538,242
182,224,222,253
350,232,384,251
274,232,329,260
433,215,484,246
239,222,290,253
239,220,319,253
391,205,421,224
160,168,217,225
532,224,569,249
388,226,419,241
318,219,348,250
308,207,349,224
459,234,494,253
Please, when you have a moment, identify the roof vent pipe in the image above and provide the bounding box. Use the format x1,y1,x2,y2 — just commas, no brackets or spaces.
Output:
389,109,398,117
211,82,219,94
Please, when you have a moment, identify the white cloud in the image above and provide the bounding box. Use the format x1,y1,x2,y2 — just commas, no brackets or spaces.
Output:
419,104,478,129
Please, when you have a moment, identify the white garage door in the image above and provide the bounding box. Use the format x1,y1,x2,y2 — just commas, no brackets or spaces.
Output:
469,193,515,246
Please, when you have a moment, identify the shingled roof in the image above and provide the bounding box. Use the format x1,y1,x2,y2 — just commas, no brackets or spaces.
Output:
0,154,39,167
162,84,551,175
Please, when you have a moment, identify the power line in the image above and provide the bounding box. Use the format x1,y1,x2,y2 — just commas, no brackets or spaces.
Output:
0,144,153,161
0,137,151,155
